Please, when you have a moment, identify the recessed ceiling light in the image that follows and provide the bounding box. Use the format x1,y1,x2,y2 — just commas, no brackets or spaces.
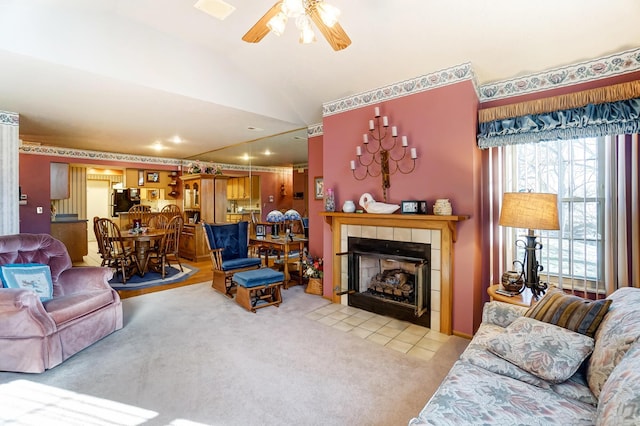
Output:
247,126,263,132
264,149,271,156
170,136,182,144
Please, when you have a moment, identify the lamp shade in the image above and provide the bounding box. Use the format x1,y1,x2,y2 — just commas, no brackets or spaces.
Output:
283,209,301,220
499,192,560,231
266,210,285,223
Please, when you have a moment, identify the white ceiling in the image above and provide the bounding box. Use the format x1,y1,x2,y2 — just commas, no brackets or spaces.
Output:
1,0,639,166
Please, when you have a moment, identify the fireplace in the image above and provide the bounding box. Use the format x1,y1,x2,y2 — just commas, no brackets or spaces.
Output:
347,237,430,327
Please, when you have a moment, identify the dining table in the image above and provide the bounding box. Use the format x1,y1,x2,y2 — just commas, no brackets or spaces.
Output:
250,234,308,287
120,228,167,275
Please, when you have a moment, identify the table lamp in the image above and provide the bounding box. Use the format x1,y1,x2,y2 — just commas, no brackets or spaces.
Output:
499,192,560,300
266,210,285,236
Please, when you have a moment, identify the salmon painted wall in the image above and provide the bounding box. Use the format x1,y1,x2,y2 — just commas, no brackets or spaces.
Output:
307,134,324,258
319,80,482,336
19,153,180,234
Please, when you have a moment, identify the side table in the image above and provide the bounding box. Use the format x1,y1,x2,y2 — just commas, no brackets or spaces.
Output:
487,284,535,308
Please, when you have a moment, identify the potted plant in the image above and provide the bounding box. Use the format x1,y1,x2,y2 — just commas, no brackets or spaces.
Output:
302,255,323,295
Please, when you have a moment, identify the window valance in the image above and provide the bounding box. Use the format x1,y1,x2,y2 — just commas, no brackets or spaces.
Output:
477,80,640,149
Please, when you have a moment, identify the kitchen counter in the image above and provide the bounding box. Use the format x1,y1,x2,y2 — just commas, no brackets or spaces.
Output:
50,216,88,262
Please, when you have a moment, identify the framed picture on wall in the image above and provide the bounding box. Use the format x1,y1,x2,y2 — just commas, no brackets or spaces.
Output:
146,172,160,183
138,170,144,186
314,176,324,199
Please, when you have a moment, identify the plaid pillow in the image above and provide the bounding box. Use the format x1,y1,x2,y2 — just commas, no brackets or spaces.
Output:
524,287,611,338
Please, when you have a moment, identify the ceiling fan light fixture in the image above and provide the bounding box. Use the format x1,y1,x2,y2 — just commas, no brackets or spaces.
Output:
299,26,316,44
267,12,288,36
282,0,305,17
316,2,340,28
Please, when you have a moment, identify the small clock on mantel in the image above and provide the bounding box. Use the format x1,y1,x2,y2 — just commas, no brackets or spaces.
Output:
401,200,427,214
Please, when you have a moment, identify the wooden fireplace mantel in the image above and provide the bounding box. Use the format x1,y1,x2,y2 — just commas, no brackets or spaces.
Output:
320,212,469,242
320,211,469,335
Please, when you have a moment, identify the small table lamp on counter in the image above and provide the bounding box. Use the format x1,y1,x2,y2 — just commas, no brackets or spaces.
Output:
499,191,560,300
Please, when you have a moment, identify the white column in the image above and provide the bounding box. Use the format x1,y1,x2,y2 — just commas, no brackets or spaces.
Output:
0,110,20,235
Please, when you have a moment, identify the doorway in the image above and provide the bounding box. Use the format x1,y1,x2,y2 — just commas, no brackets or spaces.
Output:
86,180,110,242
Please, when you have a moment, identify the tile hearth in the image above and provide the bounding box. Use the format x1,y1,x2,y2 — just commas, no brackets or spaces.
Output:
305,302,451,362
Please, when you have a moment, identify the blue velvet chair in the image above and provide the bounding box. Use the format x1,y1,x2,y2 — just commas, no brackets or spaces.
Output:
202,221,261,298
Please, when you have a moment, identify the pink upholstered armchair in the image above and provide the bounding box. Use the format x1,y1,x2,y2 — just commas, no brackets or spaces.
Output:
0,233,123,373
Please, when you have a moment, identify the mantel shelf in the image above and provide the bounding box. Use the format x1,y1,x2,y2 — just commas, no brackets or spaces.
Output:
319,212,469,242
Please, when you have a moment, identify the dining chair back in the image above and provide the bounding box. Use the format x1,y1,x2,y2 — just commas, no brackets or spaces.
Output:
94,217,140,283
148,213,170,229
160,204,181,218
128,204,151,228
148,215,184,278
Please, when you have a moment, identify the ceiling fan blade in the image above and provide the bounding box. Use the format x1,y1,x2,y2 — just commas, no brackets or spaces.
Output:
308,9,351,51
242,1,283,43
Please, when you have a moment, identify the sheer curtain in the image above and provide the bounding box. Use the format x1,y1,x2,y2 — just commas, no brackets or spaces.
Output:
604,134,640,292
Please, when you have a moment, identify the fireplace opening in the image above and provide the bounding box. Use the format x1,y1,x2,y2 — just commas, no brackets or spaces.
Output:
347,237,431,327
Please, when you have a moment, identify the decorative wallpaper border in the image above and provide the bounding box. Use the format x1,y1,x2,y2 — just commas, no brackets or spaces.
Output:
0,111,19,126
322,62,477,117
307,123,323,137
478,46,640,101
18,143,296,173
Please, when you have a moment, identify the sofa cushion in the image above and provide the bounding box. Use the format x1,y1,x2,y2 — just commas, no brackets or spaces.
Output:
0,263,54,302
596,340,640,425
524,287,611,338
588,287,640,398
461,323,552,389
43,290,114,325
487,317,594,383
408,360,597,425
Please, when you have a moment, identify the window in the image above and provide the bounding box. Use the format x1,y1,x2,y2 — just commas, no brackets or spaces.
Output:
504,137,605,293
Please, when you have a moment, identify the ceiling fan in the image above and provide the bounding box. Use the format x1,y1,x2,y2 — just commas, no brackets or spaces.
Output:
242,0,351,51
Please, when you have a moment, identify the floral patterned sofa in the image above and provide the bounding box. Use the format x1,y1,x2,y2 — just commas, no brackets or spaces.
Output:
409,287,640,425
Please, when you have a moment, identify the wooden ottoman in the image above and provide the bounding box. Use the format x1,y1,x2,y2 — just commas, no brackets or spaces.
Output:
233,268,285,312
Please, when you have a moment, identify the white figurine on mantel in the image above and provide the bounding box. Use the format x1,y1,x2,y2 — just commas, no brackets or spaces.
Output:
359,193,400,214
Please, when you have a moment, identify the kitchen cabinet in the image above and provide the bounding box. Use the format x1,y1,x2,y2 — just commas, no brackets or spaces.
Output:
50,162,70,200
50,220,88,262
227,176,260,200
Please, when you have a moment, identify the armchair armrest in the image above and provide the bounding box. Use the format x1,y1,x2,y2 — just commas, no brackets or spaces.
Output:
55,266,114,296
481,301,528,328
208,247,224,271
0,288,57,337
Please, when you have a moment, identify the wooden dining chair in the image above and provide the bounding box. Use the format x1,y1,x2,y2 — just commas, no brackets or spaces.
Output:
148,213,170,229
94,217,141,283
148,215,184,278
128,204,151,228
160,204,181,218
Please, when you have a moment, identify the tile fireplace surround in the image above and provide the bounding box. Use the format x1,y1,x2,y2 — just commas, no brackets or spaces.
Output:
320,212,468,335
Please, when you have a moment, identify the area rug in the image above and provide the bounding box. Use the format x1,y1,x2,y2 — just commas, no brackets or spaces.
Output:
108,264,198,290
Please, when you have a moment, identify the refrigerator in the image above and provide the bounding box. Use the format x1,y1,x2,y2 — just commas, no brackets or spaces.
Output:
112,189,141,217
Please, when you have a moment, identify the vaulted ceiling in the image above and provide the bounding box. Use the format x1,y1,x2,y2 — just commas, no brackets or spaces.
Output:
1,0,639,166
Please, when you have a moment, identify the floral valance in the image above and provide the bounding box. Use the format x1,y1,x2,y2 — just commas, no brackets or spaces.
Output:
477,80,640,149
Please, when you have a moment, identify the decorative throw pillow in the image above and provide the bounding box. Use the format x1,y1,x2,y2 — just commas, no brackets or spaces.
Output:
487,316,595,383
524,287,611,338
0,263,54,302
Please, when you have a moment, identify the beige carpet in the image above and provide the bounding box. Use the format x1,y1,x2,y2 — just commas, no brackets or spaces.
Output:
0,282,469,426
